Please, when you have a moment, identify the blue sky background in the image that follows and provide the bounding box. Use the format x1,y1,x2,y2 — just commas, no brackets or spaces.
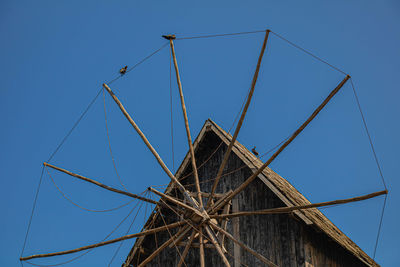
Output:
1,1,399,266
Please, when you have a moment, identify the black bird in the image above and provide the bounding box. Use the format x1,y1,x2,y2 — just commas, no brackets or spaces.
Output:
162,34,176,40
119,66,128,75
251,146,259,157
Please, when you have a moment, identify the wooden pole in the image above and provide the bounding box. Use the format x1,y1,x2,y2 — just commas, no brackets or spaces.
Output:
232,199,240,267
177,230,196,267
138,223,195,266
207,30,270,207
208,190,234,215
20,221,186,261
149,187,204,218
210,222,278,267
213,75,351,211
203,225,231,267
218,200,231,249
138,230,182,267
199,226,205,267
211,190,388,219
103,83,199,210
170,223,196,248
168,36,204,208
43,162,158,205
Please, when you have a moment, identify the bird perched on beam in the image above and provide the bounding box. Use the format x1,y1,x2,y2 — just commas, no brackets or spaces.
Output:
119,66,128,75
251,146,259,157
162,34,176,40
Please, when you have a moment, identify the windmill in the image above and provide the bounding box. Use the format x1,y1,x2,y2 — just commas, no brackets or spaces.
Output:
20,30,387,267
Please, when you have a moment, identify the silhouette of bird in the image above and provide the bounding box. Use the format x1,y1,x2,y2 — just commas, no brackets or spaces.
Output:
251,146,259,157
119,66,128,75
162,34,176,40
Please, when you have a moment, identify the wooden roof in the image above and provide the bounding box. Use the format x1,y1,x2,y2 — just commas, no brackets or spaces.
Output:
124,119,378,267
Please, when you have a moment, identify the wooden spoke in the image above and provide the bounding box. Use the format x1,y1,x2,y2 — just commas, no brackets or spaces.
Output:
213,75,351,210
43,162,158,205
207,30,270,207
199,226,205,267
20,221,186,261
218,200,232,249
178,241,214,249
156,207,188,267
204,225,231,267
169,225,192,249
156,198,221,266
168,37,203,208
156,198,199,250
208,190,233,215
189,192,226,198
138,226,190,267
177,230,196,267
209,222,278,267
211,190,388,220
149,187,204,218
103,83,199,209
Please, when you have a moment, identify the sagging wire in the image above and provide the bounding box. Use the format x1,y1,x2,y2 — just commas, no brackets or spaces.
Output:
46,166,135,212
25,192,145,266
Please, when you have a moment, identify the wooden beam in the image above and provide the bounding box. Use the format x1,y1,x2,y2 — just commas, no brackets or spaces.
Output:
204,225,231,267
218,200,231,251
43,162,158,205
189,192,225,198
103,83,199,210
207,30,270,207
178,241,214,249
199,226,205,267
232,198,240,267
138,228,183,267
211,190,388,219
139,222,198,266
169,225,192,249
169,38,203,208
208,190,234,215
177,230,196,267
149,187,204,219
20,221,186,261
213,75,351,210
209,222,278,267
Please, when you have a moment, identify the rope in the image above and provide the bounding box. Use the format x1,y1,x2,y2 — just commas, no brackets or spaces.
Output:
143,191,150,227
48,88,103,163
373,194,387,259
158,205,188,267
350,78,387,191
174,28,346,76
107,195,145,266
175,30,266,40
269,31,347,75
169,47,176,173
24,194,143,266
106,42,169,85
146,213,162,266
103,87,129,191
349,78,388,260
20,166,45,266
46,167,134,213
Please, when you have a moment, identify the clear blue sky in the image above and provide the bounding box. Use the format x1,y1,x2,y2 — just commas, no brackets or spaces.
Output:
1,1,399,266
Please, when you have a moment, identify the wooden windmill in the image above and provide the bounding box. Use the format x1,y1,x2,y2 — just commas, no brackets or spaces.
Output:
20,30,387,267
